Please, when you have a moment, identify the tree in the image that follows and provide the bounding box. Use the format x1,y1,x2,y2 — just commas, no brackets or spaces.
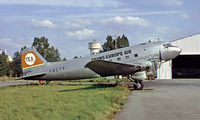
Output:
9,46,27,77
102,34,130,52
32,36,49,58
0,51,9,76
32,36,62,62
63,57,67,61
117,34,129,48
102,35,115,52
12,51,22,77
21,46,27,52
46,46,62,62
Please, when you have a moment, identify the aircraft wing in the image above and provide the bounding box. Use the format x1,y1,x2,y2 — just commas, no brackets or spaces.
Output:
86,60,146,77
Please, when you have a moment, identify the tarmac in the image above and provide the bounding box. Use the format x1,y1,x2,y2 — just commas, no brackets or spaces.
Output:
117,79,200,120
0,80,32,87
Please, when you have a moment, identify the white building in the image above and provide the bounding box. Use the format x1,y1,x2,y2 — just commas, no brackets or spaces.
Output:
157,33,200,79
88,40,101,55
0,49,2,54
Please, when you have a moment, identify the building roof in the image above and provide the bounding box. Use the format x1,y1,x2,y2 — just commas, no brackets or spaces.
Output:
171,32,200,42
171,33,200,55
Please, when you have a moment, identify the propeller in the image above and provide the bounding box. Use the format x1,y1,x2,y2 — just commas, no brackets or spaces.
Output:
146,50,163,80
157,50,164,69
159,50,162,61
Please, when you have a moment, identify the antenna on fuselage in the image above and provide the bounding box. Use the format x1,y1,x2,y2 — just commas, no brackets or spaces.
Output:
149,37,160,43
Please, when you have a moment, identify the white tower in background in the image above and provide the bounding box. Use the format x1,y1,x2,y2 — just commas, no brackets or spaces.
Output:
88,40,101,55
0,49,2,54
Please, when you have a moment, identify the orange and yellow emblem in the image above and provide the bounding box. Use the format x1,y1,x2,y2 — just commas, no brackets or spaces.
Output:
22,51,44,70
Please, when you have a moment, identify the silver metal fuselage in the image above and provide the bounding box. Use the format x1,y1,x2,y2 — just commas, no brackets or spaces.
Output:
25,41,181,80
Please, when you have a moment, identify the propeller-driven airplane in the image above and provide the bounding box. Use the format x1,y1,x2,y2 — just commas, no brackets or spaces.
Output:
21,41,181,90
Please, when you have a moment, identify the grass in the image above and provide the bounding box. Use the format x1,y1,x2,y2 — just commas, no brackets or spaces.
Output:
0,81,130,120
77,77,129,83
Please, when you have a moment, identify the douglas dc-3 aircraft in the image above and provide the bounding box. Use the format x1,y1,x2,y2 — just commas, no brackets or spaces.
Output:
21,41,181,90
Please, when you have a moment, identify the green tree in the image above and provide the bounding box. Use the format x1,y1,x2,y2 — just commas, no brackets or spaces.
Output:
21,46,27,52
10,46,27,77
0,51,9,76
32,36,49,59
102,35,115,52
63,57,67,61
32,36,62,62
117,34,129,48
12,51,22,77
102,34,129,52
46,46,62,62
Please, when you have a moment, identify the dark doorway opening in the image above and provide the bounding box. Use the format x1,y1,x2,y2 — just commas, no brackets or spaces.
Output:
172,55,200,78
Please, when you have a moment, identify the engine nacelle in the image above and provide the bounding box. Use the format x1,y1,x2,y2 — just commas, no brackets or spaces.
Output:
132,71,147,81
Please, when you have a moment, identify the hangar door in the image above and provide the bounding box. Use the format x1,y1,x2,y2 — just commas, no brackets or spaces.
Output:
172,55,200,78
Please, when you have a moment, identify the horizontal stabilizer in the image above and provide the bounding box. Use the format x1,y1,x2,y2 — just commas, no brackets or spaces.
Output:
20,73,46,80
86,60,145,77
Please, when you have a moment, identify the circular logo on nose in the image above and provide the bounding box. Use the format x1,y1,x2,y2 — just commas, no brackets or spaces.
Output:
25,53,36,65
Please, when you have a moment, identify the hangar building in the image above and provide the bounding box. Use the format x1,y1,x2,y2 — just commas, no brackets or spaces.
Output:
157,33,200,79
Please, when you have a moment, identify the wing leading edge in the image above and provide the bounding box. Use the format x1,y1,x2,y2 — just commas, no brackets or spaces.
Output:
86,60,146,77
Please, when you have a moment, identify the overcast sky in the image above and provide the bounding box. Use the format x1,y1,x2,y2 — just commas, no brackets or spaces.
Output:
0,0,199,59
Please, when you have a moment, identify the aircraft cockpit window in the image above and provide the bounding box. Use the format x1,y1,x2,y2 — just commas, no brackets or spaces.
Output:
163,43,172,48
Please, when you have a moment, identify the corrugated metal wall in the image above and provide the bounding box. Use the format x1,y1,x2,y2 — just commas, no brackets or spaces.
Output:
171,33,200,55
157,60,172,79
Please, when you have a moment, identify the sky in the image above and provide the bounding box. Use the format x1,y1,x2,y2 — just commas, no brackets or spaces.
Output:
0,0,200,59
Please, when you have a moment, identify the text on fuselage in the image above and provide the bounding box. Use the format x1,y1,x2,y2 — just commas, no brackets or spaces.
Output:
91,50,131,61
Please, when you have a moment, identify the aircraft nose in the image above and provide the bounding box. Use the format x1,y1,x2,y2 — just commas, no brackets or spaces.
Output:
170,47,182,55
161,47,181,61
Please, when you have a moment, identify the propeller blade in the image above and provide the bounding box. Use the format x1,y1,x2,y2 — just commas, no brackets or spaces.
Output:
159,50,162,61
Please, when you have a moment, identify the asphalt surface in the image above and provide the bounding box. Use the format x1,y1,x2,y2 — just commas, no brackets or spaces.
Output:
0,80,32,87
117,79,200,120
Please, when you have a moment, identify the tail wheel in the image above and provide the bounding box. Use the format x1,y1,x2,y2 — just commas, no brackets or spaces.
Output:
133,80,144,90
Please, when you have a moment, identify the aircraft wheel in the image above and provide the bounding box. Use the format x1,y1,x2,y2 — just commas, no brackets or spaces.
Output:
45,80,51,85
133,80,144,90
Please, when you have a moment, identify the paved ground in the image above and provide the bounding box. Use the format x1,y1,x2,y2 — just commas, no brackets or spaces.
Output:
0,80,32,87
117,79,200,120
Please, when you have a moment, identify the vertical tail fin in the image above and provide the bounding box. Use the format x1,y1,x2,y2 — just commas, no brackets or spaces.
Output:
21,48,47,71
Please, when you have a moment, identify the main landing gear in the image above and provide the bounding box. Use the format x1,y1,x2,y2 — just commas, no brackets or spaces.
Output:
129,75,144,90
44,80,51,85
133,80,144,90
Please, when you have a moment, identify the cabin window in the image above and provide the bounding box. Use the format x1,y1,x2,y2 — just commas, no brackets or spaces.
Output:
134,54,138,57
125,56,129,59
163,43,172,48
60,67,64,70
117,57,121,61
